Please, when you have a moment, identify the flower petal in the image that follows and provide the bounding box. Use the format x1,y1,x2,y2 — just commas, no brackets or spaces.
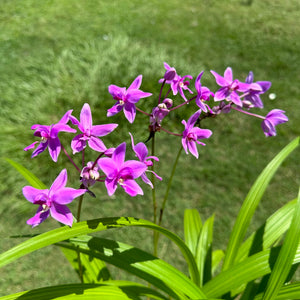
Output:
88,136,107,152
71,134,86,154
80,103,93,132
52,187,86,204
98,157,117,178
105,177,118,196
91,124,118,137
50,169,67,194
23,186,48,203
128,75,142,90
122,160,148,178
48,137,61,162
50,203,73,226
121,179,144,196
123,103,136,123
27,208,50,227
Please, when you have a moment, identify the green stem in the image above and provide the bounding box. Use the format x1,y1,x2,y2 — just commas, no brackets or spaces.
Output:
159,146,183,226
151,134,159,256
76,194,85,283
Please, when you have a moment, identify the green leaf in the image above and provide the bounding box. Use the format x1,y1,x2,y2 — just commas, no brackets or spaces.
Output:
58,236,202,300
236,198,297,262
262,188,300,300
211,249,224,274
0,217,205,299
0,281,168,300
60,242,111,283
222,137,300,271
184,208,202,256
195,214,214,286
254,282,300,300
202,244,300,298
5,158,47,189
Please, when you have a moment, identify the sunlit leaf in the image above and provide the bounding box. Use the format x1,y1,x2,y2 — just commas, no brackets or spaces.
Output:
222,137,300,271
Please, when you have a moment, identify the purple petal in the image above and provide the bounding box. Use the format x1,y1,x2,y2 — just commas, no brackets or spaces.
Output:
261,119,276,137
112,143,126,166
211,70,227,87
141,173,153,188
123,103,136,123
98,157,117,178
192,127,213,139
224,67,233,82
121,179,144,196
229,91,243,106
59,110,73,124
257,81,272,93
128,75,142,90
187,110,201,128
214,87,229,101
91,124,118,137
31,141,48,158
50,203,73,226
245,71,254,84
27,208,50,227
50,124,76,138
187,140,199,158
80,103,93,132
122,160,148,178
105,177,118,196
23,186,48,203
107,103,123,117
88,136,107,152
71,134,86,154
126,89,152,103
195,71,204,92
24,141,39,151
108,85,126,100
181,137,189,155
50,169,67,194
48,137,61,162
52,187,86,204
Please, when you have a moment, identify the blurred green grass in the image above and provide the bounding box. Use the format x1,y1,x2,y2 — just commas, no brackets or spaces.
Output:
0,0,299,295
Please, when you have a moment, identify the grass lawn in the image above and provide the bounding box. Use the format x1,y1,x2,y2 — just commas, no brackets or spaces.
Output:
0,0,299,296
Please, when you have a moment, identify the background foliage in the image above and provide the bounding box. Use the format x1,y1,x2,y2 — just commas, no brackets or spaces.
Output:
0,0,299,295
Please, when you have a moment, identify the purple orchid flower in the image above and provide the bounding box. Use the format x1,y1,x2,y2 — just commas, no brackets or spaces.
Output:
107,75,152,123
24,110,76,162
23,169,86,227
182,110,213,158
98,142,147,197
244,71,271,108
261,109,288,137
129,133,162,188
195,71,214,113
210,67,249,107
70,103,118,154
159,63,193,101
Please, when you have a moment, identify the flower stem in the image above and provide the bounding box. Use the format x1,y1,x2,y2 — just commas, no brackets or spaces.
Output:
151,134,159,256
76,193,85,283
61,144,81,173
136,106,152,116
159,146,183,226
231,106,265,119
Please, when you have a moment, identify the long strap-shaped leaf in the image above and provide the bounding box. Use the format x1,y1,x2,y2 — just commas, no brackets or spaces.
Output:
254,282,300,300
202,243,300,298
0,281,168,300
222,137,300,271
0,217,204,298
57,236,201,299
236,198,296,262
261,187,300,300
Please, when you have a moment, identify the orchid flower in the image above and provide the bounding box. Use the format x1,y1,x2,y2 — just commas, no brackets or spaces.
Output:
182,110,213,158
98,143,147,196
210,67,249,106
23,169,86,227
70,103,118,154
129,133,162,188
24,110,76,162
261,109,288,137
107,75,152,123
195,71,214,113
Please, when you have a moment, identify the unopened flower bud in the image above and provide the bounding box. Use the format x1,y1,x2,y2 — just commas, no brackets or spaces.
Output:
164,67,176,81
163,98,173,109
